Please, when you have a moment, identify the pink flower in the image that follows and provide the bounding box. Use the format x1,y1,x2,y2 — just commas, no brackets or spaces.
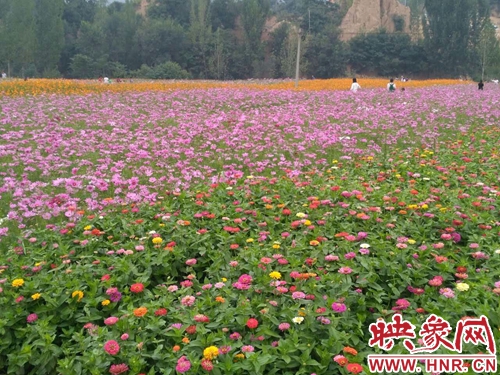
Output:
109,363,129,374
229,332,242,340
344,252,356,260
130,283,144,293
176,356,191,373
168,285,179,292
185,258,197,266
104,340,120,355
428,276,443,287
241,345,255,353
27,313,38,323
104,317,119,326
338,267,352,274
331,302,347,312
201,359,214,371
279,323,290,331
229,261,238,267
439,288,455,298
292,291,306,299
181,295,196,306
325,254,339,262
120,333,129,340
238,274,253,284
220,345,231,354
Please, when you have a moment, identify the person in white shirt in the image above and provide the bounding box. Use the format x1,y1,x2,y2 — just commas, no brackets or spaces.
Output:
104,77,109,83
1,71,6,79
350,78,361,92
387,78,396,92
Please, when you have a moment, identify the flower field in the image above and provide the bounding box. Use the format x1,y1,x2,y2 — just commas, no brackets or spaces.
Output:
0,78,467,96
0,83,499,375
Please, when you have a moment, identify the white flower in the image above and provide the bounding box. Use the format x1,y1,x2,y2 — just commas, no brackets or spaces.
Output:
292,317,304,324
456,283,470,292
99,216,104,219
360,243,371,248
246,175,254,179
148,231,156,235
296,213,306,218
226,187,233,190
495,249,500,254
423,177,430,181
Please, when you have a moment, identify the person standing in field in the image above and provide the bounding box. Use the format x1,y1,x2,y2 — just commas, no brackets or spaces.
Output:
478,80,484,90
350,78,361,92
387,78,396,92
1,71,6,79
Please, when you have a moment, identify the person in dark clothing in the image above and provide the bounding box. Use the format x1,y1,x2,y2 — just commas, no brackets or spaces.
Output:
478,80,484,90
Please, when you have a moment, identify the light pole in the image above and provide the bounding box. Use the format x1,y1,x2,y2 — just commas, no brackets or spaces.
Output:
295,28,302,88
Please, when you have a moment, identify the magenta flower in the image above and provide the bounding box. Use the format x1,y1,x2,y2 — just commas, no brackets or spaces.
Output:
331,302,347,313
104,340,120,355
27,313,38,323
176,356,191,373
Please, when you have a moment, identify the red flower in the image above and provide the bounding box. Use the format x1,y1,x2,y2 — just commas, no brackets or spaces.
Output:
130,283,144,293
246,318,259,329
346,363,363,374
101,274,111,281
282,208,291,215
457,266,467,273
185,325,197,334
155,308,168,316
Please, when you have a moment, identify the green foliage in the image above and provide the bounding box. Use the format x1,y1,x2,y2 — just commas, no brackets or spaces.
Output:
424,0,491,77
305,25,347,78
349,31,427,77
148,61,191,79
35,0,65,73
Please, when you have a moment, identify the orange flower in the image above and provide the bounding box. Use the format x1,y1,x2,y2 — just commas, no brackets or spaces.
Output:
173,345,181,352
215,296,225,303
182,337,190,344
133,307,148,317
343,346,358,356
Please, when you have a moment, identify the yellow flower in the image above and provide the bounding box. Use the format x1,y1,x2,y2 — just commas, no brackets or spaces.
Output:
102,299,110,306
235,353,245,359
72,290,84,302
304,220,312,226
159,223,165,227
35,262,42,267
269,271,281,280
407,204,418,210
456,283,470,292
439,208,448,213
152,237,163,244
272,244,280,249
408,239,416,245
221,277,227,282
84,225,92,230
12,279,24,287
296,212,306,218
246,238,254,243
309,240,320,246
332,160,338,164
31,293,41,300
420,204,429,210
265,204,273,209
298,308,307,317
203,346,219,360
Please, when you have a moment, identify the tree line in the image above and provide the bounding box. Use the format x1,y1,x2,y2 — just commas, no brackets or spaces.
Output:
0,0,499,80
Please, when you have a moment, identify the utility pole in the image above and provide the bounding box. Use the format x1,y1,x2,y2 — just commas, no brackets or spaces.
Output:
295,28,302,88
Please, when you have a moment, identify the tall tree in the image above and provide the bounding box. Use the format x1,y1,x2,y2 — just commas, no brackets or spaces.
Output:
423,0,490,77
2,0,36,76
35,0,65,75
147,0,191,26
188,0,212,77
477,21,500,80
241,0,270,76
